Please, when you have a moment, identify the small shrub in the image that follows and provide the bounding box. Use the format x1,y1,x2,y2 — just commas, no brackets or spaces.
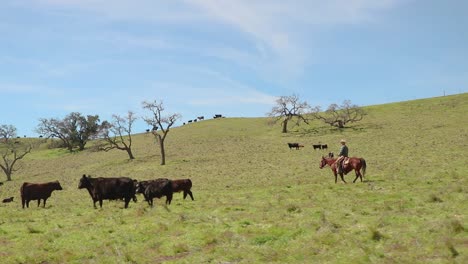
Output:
448,219,465,234
287,204,302,213
253,235,277,245
173,243,189,254
27,225,43,234
370,229,385,241
429,194,443,203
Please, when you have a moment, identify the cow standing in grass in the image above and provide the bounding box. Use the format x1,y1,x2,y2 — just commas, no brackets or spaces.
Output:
171,179,194,202
136,179,173,207
20,181,63,208
78,174,136,208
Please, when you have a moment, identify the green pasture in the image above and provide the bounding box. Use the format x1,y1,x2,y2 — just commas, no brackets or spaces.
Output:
0,94,467,263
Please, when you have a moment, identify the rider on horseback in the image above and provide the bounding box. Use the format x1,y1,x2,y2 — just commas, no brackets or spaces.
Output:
336,139,348,174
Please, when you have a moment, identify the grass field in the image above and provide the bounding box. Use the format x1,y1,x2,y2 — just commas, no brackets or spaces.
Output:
0,93,467,263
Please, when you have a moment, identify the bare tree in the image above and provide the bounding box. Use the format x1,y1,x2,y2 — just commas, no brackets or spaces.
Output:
100,111,137,160
142,100,181,165
0,125,34,181
312,100,366,128
0,125,17,142
267,94,311,133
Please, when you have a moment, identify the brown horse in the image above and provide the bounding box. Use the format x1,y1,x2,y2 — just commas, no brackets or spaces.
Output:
319,156,367,183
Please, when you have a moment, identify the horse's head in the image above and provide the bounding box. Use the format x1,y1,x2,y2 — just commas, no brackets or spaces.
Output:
319,156,327,169
320,156,336,169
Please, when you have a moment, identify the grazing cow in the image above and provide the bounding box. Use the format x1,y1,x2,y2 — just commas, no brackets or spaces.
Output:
321,144,328,150
213,114,223,119
197,116,204,120
171,179,194,201
20,181,63,208
78,174,136,208
135,179,173,207
188,120,193,123
2,197,14,203
312,144,322,150
287,143,304,150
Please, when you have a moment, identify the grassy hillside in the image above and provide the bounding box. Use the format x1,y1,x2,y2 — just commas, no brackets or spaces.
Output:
0,93,467,263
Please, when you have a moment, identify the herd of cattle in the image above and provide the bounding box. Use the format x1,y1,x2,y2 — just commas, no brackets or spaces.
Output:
288,143,328,150
8,175,194,209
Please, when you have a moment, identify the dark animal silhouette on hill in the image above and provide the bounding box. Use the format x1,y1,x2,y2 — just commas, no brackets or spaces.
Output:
287,143,304,150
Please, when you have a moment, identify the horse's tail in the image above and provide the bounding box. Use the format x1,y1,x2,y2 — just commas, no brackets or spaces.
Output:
360,158,367,177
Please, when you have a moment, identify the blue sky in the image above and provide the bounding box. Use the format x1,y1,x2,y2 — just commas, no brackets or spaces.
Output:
1,0,467,136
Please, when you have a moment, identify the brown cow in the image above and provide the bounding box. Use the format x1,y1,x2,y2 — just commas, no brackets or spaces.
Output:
171,179,194,202
20,181,63,208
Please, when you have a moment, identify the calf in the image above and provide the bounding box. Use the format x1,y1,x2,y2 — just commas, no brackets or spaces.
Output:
20,181,63,208
78,174,136,208
2,197,14,203
171,179,194,201
136,179,173,207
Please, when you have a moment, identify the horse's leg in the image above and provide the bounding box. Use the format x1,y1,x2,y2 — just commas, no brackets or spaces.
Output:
353,170,359,183
340,173,347,183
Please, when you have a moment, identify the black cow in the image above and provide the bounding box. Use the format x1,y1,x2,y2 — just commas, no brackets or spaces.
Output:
312,144,322,150
197,116,204,120
2,197,14,203
136,179,173,207
288,143,304,150
20,181,63,208
78,174,136,208
171,179,194,201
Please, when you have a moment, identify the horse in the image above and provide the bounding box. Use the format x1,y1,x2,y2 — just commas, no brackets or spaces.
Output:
319,156,367,183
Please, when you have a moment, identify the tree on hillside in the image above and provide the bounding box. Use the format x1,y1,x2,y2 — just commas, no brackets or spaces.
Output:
36,112,106,152
99,111,137,160
0,124,36,181
142,100,181,165
0,125,17,142
312,100,366,128
267,94,311,133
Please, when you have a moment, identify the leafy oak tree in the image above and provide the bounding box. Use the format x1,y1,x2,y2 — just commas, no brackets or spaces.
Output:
37,112,105,151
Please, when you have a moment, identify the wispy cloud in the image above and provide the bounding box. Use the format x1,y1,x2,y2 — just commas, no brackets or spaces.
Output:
22,0,403,79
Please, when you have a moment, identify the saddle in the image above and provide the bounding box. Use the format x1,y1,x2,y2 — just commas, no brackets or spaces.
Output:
343,157,350,165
